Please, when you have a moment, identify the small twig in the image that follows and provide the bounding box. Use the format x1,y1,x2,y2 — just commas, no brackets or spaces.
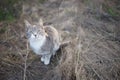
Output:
90,66,104,80
23,40,29,80
83,36,104,54
15,46,24,60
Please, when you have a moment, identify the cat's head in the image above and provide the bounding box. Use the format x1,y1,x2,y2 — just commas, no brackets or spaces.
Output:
24,19,47,40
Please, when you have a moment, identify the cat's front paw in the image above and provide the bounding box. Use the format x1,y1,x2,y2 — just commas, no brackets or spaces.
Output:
44,59,50,65
41,56,44,62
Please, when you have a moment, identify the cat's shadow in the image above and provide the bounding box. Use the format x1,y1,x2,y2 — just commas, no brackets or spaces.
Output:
50,47,64,66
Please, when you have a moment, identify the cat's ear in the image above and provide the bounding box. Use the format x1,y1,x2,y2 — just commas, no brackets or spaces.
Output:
24,20,31,28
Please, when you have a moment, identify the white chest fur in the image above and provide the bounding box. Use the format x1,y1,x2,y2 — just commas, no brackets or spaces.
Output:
29,36,46,55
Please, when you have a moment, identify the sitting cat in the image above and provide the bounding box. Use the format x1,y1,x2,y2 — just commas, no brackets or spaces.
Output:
24,19,60,65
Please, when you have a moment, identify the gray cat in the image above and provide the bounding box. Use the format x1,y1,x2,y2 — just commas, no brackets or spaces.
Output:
25,19,60,65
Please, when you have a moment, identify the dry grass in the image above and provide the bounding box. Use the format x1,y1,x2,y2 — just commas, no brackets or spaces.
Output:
0,0,120,80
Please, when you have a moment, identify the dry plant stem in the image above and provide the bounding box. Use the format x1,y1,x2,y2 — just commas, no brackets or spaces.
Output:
90,65,104,80
75,37,82,79
15,46,24,60
23,41,29,80
83,36,104,54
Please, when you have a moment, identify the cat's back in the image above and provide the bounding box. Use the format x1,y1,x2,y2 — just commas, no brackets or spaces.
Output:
42,26,60,51
44,25,59,40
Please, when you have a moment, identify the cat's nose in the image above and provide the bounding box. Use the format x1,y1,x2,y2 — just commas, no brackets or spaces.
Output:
34,34,37,37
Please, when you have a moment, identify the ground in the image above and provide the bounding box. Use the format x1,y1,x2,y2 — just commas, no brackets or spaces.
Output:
0,0,120,80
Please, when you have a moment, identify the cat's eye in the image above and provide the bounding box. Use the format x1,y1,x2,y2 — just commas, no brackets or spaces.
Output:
30,31,34,35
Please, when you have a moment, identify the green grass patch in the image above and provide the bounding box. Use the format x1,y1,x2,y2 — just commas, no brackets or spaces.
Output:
0,0,19,22
0,9,15,22
102,3,120,17
107,7,119,16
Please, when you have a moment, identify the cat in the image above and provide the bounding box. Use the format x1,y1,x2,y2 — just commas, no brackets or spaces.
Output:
24,19,60,65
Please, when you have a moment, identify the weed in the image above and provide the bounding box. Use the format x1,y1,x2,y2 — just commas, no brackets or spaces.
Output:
107,7,119,16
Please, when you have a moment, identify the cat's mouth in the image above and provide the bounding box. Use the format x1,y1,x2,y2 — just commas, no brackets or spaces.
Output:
31,34,44,40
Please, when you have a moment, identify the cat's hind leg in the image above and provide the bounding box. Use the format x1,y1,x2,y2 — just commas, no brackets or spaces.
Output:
44,54,52,65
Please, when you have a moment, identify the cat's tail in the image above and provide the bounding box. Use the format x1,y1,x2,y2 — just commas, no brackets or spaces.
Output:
60,41,71,48
59,37,78,48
